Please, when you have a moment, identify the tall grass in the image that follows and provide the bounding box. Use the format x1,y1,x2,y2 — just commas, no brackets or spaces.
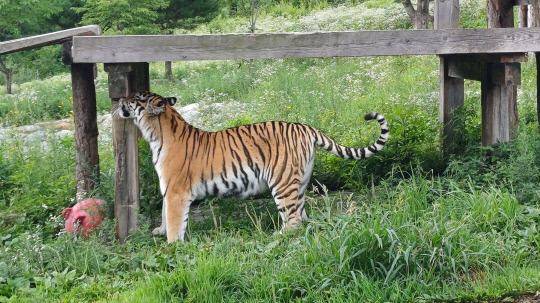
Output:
4,172,535,301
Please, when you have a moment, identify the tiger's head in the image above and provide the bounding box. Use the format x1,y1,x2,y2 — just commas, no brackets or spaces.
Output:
118,91,177,119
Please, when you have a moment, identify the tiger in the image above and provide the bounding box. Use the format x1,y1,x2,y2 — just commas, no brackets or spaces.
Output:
116,91,389,243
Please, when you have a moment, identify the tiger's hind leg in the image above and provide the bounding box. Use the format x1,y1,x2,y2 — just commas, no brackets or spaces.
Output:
297,187,308,222
271,180,302,233
297,155,315,222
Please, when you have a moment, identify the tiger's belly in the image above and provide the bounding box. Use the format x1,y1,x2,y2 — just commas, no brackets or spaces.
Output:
192,174,268,201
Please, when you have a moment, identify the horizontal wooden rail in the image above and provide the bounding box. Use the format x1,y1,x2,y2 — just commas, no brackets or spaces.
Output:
72,27,540,63
0,25,101,55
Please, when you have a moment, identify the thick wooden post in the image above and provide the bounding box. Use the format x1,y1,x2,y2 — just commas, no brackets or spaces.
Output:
484,0,518,144
72,64,100,200
537,54,540,133
63,42,100,201
104,63,149,243
531,0,540,132
519,5,528,28
435,0,463,157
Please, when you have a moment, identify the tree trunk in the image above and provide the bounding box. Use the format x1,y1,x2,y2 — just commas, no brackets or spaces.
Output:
415,0,431,29
402,0,431,29
5,68,12,94
165,61,172,80
486,0,514,28
0,58,13,94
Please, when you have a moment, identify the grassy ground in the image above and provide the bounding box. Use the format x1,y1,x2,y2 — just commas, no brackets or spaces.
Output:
0,1,539,302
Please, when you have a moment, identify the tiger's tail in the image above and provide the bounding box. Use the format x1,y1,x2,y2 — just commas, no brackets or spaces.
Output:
315,112,389,160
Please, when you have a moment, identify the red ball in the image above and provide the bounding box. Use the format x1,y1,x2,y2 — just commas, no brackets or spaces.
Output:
62,198,105,238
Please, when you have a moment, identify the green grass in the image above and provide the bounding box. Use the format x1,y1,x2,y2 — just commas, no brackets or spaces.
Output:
1,174,538,302
0,1,539,302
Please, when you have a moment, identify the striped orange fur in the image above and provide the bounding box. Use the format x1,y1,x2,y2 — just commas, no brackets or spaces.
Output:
117,91,389,243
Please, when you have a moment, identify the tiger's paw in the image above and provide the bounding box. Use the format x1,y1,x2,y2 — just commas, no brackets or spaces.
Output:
152,226,166,235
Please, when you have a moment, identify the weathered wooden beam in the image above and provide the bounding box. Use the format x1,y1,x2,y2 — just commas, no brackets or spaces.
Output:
104,62,149,243
448,61,521,85
72,27,540,63
0,25,101,55
445,53,527,63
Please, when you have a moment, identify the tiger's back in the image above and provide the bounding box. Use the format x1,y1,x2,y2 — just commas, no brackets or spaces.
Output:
118,91,389,243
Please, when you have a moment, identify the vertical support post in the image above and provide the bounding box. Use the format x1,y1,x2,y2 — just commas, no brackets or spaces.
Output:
532,0,540,132
481,81,510,145
518,5,528,28
63,42,100,201
104,63,149,243
485,0,518,144
435,0,463,157
537,53,540,133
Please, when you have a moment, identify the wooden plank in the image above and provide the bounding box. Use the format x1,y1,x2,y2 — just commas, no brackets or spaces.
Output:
445,53,527,63
0,25,101,55
481,81,511,145
105,63,149,243
71,63,99,202
448,61,521,85
72,28,540,63
448,60,485,82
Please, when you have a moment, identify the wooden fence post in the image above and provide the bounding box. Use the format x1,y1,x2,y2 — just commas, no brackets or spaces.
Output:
532,0,540,132
104,63,149,243
62,42,100,201
435,0,463,157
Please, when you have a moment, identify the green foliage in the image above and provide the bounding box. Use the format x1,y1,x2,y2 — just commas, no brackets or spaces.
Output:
0,134,76,240
76,0,168,34
0,0,62,40
157,0,222,31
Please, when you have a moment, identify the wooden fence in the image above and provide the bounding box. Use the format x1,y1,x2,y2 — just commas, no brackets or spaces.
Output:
1,0,539,242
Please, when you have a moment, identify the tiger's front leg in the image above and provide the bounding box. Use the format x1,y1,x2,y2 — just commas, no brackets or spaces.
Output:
166,192,193,243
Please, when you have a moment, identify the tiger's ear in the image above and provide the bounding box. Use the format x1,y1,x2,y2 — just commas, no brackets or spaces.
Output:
165,97,177,106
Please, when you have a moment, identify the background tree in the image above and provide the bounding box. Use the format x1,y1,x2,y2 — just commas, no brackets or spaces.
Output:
155,0,221,79
0,0,64,94
76,0,168,34
401,0,433,29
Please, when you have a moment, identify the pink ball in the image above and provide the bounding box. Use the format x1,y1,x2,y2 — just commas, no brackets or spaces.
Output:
62,198,106,238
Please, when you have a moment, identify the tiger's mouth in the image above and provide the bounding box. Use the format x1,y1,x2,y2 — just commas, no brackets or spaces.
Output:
120,103,131,118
